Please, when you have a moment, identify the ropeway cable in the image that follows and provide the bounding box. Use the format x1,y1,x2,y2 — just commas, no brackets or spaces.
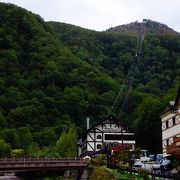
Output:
106,63,135,117
107,19,147,119
106,34,142,117
118,20,147,120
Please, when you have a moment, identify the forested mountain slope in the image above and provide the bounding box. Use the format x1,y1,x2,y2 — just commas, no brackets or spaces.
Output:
0,3,179,155
0,3,119,148
49,21,180,95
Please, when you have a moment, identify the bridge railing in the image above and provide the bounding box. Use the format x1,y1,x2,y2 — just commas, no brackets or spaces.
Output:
0,157,89,166
0,157,84,161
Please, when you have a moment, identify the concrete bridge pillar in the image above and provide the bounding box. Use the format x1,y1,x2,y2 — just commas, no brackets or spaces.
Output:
64,170,70,179
76,168,93,180
0,173,20,180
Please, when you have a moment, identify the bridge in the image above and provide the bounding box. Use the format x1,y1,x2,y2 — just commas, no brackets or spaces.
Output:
0,158,89,179
0,157,88,172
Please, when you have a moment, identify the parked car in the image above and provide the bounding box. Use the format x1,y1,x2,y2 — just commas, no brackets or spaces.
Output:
156,154,163,163
141,163,153,171
140,156,150,162
149,154,156,161
152,159,171,170
152,163,161,170
161,159,171,170
133,161,153,171
132,160,142,171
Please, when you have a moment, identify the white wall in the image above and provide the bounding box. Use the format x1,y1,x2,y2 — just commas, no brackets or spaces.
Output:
87,142,94,151
162,124,180,140
80,118,136,155
162,106,180,156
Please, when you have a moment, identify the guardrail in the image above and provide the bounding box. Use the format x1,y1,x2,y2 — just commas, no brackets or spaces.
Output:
107,164,180,179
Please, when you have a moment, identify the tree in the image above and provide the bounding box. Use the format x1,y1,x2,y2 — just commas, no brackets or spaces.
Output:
0,111,7,128
10,149,24,157
17,127,33,149
26,142,41,157
133,96,162,152
56,127,77,157
1,128,19,148
0,139,11,157
33,127,57,147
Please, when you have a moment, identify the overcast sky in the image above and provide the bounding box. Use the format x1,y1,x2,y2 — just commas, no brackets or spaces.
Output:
1,0,180,32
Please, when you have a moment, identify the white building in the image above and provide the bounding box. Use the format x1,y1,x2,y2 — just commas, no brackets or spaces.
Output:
160,86,180,156
78,115,136,157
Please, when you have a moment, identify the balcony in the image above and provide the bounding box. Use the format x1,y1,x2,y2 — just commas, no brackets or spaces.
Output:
166,137,180,156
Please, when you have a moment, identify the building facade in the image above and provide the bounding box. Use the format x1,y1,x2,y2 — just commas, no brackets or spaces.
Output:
160,87,180,156
78,115,136,157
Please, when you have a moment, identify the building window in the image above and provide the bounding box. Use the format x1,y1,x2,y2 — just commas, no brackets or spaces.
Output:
172,117,176,125
162,123,166,130
166,121,169,129
97,135,102,139
105,134,135,141
166,139,169,146
97,144,102,149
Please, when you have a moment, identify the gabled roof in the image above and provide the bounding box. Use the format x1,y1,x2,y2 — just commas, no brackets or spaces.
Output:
84,114,135,135
161,85,180,117
174,86,180,108
85,114,118,133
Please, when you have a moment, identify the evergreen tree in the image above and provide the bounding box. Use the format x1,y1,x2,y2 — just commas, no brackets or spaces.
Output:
56,127,77,157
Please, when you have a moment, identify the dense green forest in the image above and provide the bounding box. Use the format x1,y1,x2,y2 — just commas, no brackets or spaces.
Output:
0,3,179,157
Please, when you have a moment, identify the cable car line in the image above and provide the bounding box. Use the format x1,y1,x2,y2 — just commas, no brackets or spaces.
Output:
107,19,147,120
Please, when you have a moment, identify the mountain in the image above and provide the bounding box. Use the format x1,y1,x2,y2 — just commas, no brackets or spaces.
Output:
49,21,180,94
0,2,179,155
107,19,179,35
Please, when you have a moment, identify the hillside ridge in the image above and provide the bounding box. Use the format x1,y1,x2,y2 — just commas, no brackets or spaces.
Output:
107,19,179,35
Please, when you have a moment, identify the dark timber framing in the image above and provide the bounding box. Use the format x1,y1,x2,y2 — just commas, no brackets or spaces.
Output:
78,115,136,157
